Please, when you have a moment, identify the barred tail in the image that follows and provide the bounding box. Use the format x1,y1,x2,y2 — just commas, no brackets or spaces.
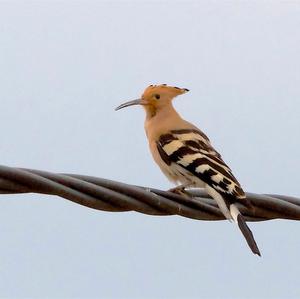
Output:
230,204,261,256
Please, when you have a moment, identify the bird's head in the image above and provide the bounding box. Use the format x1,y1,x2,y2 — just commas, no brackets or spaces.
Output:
115,84,189,116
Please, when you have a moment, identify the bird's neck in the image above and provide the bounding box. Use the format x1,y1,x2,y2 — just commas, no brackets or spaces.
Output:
144,104,185,140
145,103,179,120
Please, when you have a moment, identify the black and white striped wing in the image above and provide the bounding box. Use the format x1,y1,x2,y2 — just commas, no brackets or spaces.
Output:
157,129,247,203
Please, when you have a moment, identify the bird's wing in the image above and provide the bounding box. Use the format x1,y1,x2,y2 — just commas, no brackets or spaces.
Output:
157,128,247,203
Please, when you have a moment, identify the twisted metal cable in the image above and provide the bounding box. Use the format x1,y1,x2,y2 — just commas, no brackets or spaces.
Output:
1,164,300,222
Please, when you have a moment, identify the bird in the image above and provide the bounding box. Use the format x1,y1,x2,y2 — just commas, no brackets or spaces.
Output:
115,84,261,256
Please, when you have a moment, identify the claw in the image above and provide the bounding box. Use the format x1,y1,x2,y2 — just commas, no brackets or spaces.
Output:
168,184,190,197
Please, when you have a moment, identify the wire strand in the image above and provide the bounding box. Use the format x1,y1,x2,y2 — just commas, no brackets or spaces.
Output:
0,165,299,222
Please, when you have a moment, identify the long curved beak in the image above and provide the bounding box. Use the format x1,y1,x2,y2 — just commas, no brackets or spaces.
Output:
115,99,145,111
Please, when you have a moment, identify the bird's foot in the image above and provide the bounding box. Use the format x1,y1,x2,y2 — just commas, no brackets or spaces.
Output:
168,185,190,197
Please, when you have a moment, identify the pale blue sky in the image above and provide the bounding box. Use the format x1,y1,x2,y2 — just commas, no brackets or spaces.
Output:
0,1,300,298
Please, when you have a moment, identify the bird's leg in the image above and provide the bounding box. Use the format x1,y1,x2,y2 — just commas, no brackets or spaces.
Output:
168,183,193,196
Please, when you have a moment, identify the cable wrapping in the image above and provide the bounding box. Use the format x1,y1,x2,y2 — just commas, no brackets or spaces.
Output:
1,165,299,222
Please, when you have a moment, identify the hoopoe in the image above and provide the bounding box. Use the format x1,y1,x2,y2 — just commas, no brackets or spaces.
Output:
115,84,261,256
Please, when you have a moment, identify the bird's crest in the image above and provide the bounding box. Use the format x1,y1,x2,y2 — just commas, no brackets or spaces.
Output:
142,84,189,99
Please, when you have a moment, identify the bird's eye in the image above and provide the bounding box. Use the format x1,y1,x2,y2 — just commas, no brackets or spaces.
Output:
154,94,160,100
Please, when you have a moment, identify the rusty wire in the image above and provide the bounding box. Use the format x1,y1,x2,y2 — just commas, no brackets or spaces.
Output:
0,164,300,222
